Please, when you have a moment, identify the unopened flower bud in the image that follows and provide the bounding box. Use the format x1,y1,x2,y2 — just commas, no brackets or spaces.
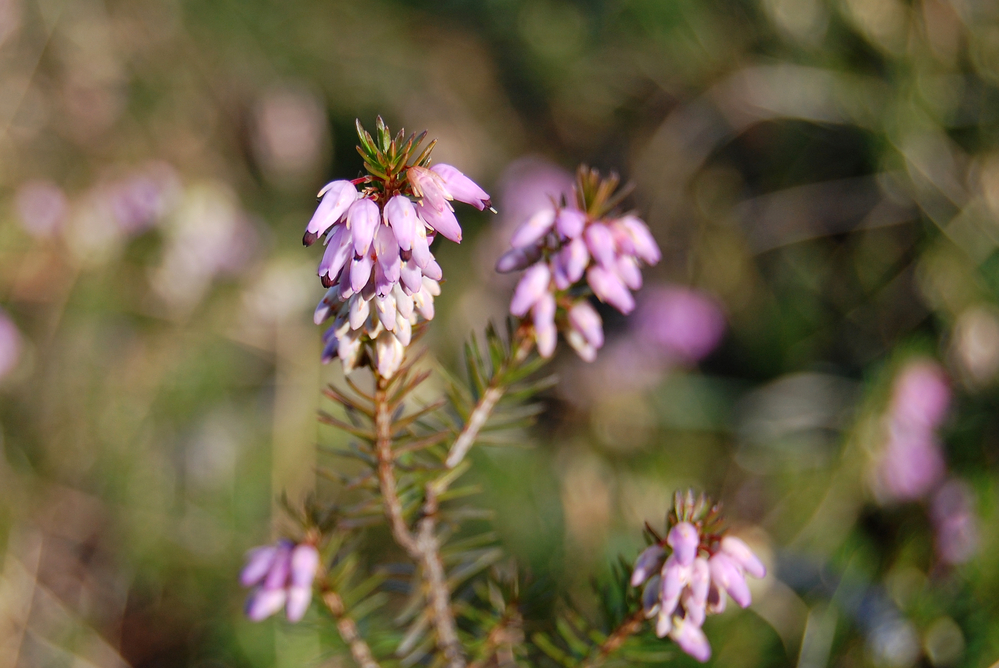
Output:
667,522,699,566
510,208,556,248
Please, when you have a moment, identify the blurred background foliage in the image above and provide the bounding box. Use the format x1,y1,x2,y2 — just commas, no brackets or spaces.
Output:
1,0,999,666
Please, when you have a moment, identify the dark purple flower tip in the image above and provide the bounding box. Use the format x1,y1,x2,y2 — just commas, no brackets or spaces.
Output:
303,230,319,247
642,574,662,618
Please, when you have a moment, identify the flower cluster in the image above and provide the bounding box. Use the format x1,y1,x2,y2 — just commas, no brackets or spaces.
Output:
497,167,660,360
630,491,766,663
305,118,489,378
875,360,950,502
241,540,320,623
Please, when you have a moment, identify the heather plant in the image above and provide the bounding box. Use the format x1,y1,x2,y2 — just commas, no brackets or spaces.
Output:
238,118,765,666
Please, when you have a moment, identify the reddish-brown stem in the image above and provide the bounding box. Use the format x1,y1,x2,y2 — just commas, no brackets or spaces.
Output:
373,378,466,668
321,589,382,668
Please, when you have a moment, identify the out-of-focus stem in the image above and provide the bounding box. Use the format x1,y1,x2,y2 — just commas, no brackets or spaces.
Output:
373,378,466,668
445,331,534,468
467,606,522,668
579,610,645,668
321,589,382,668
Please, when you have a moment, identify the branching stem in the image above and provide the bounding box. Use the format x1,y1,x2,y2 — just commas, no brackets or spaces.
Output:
446,331,534,468
374,378,466,668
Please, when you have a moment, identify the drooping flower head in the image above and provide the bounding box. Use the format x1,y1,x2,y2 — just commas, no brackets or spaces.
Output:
497,166,660,360
630,490,766,663
241,539,321,623
304,117,490,378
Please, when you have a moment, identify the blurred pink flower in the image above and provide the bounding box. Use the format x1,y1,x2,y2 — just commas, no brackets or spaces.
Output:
877,423,946,502
875,360,952,504
495,156,574,231
241,540,320,623
104,162,179,234
931,479,978,565
251,86,327,182
15,180,68,239
889,361,950,431
634,494,766,664
634,287,726,364
0,308,21,380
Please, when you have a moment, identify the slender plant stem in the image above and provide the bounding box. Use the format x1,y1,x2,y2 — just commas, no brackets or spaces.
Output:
445,331,535,468
579,610,646,668
466,607,522,668
373,378,466,668
321,589,382,668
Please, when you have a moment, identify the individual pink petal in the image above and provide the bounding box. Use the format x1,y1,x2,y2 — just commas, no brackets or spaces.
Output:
670,618,711,663
240,546,277,587
417,201,462,243
583,223,617,267
411,225,432,270
408,166,451,213
305,180,357,245
375,295,397,330
509,208,556,248
347,198,379,256
561,237,590,284
431,163,491,210
349,296,369,330
510,264,551,317
667,522,699,566
318,225,352,281
556,208,587,239
423,259,443,281
263,542,293,589
376,332,405,378
617,215,661,265
384,195,417,251
246,587,287,622
708,553,751,608
374,224,401,275
684,558,710,627
720,536,766,579
587,266,635,314
659,555,689,619
533,293,557,358
285,585,312,622
568,300,603,349
631,545,666,587
290,544,319,587
400,259,423,294
350,255,373,292
615,255,642,290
